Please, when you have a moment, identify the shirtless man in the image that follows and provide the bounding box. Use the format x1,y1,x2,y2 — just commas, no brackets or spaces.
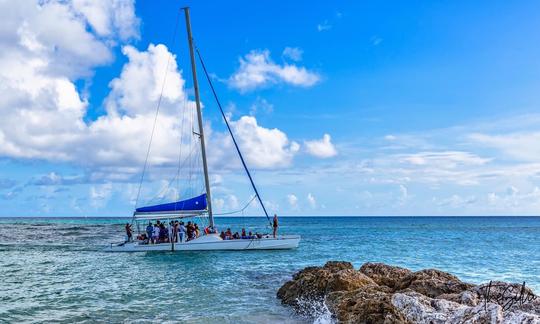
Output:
272,214,278,238
125,223,132,242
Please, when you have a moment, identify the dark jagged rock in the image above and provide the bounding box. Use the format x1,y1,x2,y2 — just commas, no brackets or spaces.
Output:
277,261,539,323
325,261,355,272
360,263,412,290
327,286,410,323
276,261,376,313
397,268,475,298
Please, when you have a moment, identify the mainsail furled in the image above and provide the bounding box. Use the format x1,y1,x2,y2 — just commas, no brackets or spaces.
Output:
134,193,207,219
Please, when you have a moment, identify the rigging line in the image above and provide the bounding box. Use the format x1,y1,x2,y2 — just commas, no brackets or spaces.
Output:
214,195,257,215
188,89,195,196
134,10,182,212
195,47,273,227
176,90,188,200
147,143,199,204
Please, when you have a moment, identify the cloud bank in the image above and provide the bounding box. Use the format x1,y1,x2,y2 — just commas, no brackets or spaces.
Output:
0,1,334,182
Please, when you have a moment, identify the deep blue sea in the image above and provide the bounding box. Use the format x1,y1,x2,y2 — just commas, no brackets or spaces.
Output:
1,216,539,323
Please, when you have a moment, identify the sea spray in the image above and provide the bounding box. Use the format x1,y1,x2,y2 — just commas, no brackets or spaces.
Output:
293,297,335,324
312,301,334,324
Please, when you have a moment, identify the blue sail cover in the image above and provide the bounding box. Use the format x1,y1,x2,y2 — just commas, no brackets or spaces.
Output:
136,193,207,213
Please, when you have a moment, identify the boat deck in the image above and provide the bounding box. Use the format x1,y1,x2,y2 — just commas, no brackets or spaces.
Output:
104,233,300,252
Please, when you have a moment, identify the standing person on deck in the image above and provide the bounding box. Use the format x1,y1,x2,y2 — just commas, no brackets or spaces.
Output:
186,221,195,241
125,223,132,242
179,222,186,242
168,221,174,242
172,221,179,243
272,214,279,238
146,222,154,244
153,223,160,243
159,223,168,243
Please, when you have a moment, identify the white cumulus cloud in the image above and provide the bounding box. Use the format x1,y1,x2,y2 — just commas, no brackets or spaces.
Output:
0,0,201,180
228,49,320,92
305,134,338,158
210,116,300,169
0,40,196,175
71,0,139,40
0,0,139,163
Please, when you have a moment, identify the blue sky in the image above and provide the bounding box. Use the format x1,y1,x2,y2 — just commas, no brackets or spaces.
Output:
1,0,540,216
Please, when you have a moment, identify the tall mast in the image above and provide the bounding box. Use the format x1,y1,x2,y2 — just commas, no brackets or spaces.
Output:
183,7,214,228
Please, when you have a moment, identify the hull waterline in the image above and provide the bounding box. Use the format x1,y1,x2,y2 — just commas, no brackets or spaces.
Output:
104,234,300,252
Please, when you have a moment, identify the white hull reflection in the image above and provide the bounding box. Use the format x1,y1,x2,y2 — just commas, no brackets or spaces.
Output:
104,234,300,252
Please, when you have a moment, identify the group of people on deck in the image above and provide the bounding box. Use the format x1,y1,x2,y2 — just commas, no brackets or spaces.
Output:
124,214,280,243
220,228,262,240
126,220,212,244
143,220,210,244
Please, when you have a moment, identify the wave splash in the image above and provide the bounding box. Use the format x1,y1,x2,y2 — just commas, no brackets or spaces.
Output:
293,298,335,324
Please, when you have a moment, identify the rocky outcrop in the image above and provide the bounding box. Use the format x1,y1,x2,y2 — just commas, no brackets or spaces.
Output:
277,261,540,323
397,268,475,298
276,261,377,315
391,291,504,323
359,262,412,290
326,286,408,323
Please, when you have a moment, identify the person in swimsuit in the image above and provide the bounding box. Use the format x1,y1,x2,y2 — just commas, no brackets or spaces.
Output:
272,214,278,238
125,223,132,242
186,221,193,241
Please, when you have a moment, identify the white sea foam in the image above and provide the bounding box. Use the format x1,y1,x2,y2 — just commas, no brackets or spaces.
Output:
312,302,334,324
294,298,335,324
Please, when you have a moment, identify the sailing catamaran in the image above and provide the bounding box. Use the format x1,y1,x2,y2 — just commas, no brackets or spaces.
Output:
105,8,300,252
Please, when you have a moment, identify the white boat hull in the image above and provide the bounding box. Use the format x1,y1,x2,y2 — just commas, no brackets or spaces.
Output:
103,234,300,252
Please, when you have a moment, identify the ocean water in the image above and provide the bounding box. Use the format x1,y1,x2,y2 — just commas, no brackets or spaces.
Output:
1,216,539,323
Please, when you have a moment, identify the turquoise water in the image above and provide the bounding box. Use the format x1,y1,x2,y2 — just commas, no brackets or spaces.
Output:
1,216,539,323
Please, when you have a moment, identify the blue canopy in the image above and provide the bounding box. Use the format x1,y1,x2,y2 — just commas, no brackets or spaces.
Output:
135,193,207,214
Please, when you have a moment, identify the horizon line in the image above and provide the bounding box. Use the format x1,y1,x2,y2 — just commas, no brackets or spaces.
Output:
1,215,539,218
